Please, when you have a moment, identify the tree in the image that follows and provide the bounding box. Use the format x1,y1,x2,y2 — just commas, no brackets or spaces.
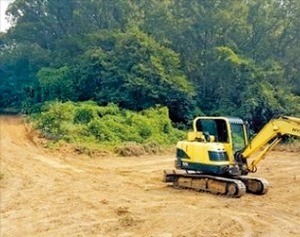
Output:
37,66,75,101
76,29,195,121
1,0,299,125
0,40,50,108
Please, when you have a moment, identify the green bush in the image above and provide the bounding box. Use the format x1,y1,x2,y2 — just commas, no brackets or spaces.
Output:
74,108,95,124
98,103,120,117
29,101,185,155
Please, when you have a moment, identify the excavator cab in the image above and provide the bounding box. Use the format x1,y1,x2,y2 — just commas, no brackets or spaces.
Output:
176,117,248,176
193,117,248,158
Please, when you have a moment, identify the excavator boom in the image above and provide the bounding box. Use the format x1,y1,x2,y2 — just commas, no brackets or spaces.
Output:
239,116,300,172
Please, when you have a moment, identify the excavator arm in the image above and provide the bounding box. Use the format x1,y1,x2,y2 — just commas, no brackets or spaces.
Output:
240,116,300,172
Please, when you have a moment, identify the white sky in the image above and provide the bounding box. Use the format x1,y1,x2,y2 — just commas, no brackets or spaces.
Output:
0,0,14,32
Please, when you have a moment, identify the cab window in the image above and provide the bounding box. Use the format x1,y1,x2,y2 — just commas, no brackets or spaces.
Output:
231,123,246,152
196,119,229,142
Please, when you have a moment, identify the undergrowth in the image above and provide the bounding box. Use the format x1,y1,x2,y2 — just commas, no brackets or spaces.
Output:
29,101,185,156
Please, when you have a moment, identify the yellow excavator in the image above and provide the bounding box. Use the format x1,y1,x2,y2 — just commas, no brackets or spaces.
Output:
164,116,300,197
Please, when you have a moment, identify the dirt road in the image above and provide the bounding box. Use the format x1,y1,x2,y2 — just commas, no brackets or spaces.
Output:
1,116,299,237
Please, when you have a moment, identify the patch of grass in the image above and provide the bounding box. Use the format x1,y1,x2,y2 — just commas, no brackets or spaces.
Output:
29,101,185,156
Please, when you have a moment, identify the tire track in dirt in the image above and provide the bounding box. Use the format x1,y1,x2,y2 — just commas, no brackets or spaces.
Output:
31,154,84,172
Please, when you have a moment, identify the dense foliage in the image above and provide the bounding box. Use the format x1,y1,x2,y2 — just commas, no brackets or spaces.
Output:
1,0,300,130
30,101,185,155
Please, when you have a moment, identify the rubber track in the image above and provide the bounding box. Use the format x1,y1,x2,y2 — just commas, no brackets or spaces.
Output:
164,170,246,198
238,176,269,195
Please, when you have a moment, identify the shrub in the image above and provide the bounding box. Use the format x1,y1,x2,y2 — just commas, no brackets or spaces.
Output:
98,103,120,117
74,107,95,124
29,101,186,155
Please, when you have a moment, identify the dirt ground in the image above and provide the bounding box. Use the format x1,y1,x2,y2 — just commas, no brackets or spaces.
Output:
0,115,299,237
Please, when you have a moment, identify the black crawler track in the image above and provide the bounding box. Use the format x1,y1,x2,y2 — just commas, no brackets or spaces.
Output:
238,176,269,195
164,170,246,198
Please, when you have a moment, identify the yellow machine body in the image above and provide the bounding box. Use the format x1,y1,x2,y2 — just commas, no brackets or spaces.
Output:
165,116,300,197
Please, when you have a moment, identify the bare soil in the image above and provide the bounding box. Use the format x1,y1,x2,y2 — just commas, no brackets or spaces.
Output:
1,115,300,237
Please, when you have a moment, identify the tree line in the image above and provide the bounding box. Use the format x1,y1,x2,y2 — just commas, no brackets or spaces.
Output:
0,0,299,130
